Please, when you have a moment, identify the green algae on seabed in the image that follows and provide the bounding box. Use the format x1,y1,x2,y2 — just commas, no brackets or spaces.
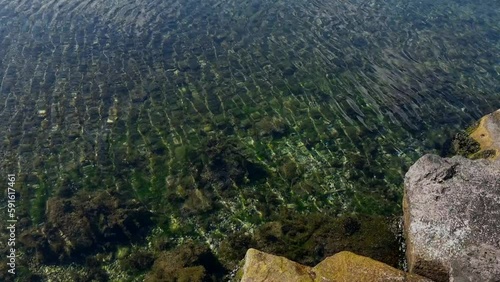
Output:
217,212,404,271
30,180,49,225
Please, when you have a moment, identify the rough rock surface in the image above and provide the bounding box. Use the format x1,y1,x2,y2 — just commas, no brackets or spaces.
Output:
240,248,314,282
469,109,500,159
404,154,500,281
240,249,430,282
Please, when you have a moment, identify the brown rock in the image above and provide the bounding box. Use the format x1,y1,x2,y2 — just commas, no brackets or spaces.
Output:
239,249,431,282
240,248,315,282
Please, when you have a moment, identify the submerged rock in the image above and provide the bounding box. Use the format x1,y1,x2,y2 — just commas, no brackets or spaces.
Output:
239,249,430,282
254,116,288,138
446,131,481,157
198,136,268,190
144,241,226,282
218,213,403,272
119,250,155,274
404,154,500,281
20,190,153,263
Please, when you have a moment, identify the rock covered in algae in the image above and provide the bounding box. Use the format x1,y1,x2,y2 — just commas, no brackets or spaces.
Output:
313,251,432,282
144,241,226,282
240,248,314,282
239,249,431,282
445,109,500,160
404,154,500,281
119,250,155,274
253,116,289,138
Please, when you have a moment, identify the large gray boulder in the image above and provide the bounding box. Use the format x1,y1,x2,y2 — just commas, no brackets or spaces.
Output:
404,154,500,281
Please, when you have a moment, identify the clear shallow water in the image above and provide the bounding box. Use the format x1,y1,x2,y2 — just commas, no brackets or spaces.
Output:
0,0,499,277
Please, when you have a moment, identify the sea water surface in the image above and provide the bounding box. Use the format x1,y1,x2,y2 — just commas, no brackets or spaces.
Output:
0,0,499,279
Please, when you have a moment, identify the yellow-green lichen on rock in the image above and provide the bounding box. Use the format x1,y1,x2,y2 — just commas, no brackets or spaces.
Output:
240,249,431,282
469,109,500,159
240,248,314,282
312,251,431,282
